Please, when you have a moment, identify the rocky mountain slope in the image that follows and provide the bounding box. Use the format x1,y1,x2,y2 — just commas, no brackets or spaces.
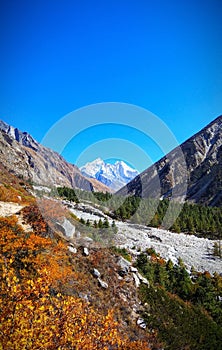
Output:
117,115,222,206
0,120,110,192
80,158,139,191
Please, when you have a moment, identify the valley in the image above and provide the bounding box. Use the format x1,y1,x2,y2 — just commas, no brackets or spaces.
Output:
66,200,222,275
0,117,222,350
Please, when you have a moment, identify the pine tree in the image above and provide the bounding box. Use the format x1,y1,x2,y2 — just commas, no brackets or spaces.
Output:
80,217,85,225
213,241,222,258
98,219,103,228
103,218,109,228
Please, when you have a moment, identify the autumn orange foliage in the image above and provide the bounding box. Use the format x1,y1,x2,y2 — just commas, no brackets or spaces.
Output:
22,199,67,236
0,215,151,349
0,184,34,204
0,164,34,204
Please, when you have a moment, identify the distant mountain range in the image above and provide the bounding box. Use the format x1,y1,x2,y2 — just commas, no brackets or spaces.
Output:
80,158,139,191
117,115,222,207
0,120,110,193
0,116,221,206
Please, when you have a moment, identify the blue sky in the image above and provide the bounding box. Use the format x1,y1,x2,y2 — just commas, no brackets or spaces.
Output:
0,0,222,172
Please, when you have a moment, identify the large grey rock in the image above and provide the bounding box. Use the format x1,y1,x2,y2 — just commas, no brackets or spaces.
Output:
55,218,76,239
117,256,131,277
62,218,75,239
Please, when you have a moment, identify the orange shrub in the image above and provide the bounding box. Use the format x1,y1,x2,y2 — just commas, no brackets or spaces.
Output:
0,216,152,349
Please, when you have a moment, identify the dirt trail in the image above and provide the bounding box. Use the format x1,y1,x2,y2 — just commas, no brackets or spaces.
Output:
0,201,24,216
0,201,32,232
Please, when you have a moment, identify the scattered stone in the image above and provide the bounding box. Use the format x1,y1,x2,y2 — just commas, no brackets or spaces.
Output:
68,246,77,254
78,293,89,302
84,236,94,243
92,268,101,278
130,266,138,273
75,231,81,238
125,276,132,283
98,278,108,289
137,317,146,329
83,247,89,256
137,272,149,286
131,310,138,319
119,293,127,302
133,273,140,288
149,234,162,242
117,256,131,276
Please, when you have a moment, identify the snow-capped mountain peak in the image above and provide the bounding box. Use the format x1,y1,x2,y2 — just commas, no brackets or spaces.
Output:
81,158,104,178
80,159,139,191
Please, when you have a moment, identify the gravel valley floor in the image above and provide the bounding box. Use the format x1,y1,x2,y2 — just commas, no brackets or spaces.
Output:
71,204,222,276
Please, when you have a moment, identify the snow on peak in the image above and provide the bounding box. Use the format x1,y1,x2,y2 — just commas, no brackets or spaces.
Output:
80,159,139,191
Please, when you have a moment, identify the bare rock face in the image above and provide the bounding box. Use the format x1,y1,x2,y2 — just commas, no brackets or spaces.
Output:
182,117,222,206
117,116,222,207
0,120,110,193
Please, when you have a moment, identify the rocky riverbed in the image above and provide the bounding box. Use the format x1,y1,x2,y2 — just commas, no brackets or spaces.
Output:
70,203,222,276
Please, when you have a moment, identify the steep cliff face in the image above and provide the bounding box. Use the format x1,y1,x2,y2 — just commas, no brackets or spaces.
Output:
117,116,222,206
0,120,110,192
181,116,222,206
